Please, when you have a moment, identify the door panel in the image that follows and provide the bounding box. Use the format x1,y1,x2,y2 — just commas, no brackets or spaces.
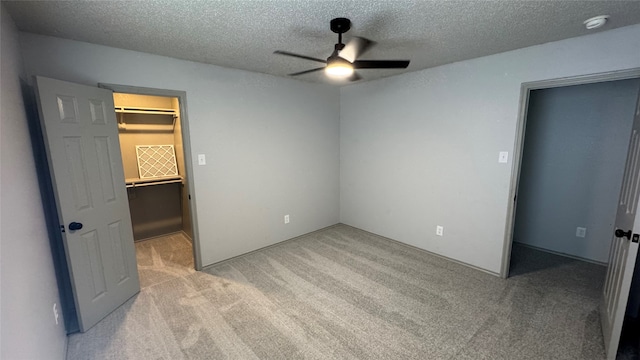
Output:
64,136,93,211
94,136,118,203
88,98,108,125
82,230,107,299
35,76,140,331
108,220,131,284
601,88,640,359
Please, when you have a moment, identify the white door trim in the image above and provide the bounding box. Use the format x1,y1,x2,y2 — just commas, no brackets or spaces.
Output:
500,67,640,279
98,83,203,270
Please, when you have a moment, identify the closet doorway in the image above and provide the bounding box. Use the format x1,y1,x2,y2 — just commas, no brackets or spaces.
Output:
105,86,201,287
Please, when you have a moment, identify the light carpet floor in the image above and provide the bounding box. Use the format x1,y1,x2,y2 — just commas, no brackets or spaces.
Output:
66,225,606,359
134,232,195,288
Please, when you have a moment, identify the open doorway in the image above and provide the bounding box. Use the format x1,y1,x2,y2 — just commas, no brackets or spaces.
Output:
99,83,202,270
502,72,640,359
509,78,640,274
112,92,197,288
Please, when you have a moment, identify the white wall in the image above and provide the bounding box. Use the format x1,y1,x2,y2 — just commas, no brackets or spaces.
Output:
514,80,640,263
18,33,340,267
0,6,68,359
340,24,640,274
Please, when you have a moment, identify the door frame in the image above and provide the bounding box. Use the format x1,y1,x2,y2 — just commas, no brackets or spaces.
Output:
99,83,203,270
500,68,640,279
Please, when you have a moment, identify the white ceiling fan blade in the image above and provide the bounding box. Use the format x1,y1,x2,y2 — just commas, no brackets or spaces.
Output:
339,37,374,63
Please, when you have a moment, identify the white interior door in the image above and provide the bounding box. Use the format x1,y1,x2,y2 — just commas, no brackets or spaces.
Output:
35,76,140,332
600,89,640,359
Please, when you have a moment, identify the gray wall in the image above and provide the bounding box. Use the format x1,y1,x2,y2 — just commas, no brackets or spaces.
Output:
0,6,68,359
514,80,640,263
340,24,640,274
18,32,341,267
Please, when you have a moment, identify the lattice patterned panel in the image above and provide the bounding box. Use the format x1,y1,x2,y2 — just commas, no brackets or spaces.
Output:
135,145,178,179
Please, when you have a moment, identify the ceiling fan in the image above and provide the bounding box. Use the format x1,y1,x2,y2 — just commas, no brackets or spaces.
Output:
274,18,410,81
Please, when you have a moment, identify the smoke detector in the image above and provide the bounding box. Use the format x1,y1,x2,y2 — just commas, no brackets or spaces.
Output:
584,15,609,30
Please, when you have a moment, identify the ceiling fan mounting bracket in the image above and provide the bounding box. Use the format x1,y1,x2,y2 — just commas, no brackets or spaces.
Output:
330,18,351,35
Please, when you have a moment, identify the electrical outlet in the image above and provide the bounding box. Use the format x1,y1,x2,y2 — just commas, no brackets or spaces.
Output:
436,225,444,236
53,303,59,325
284,215,290,224
576,227,587,238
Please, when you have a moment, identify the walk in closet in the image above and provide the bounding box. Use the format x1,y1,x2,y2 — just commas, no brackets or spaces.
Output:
113,93,193,244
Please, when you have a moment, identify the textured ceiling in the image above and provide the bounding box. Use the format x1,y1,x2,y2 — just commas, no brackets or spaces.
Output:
4,1,640,85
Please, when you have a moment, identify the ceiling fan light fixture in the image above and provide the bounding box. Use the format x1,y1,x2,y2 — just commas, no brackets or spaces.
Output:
325,58,354,78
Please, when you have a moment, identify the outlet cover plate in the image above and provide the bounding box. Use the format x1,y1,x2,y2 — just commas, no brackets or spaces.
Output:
499,151,509,163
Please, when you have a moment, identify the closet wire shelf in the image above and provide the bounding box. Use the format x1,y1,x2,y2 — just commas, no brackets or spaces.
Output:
125,176,182,188
116,106,177,131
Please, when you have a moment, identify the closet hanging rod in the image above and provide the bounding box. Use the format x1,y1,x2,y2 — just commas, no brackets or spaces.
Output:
126,179,182,188
115,106,177,116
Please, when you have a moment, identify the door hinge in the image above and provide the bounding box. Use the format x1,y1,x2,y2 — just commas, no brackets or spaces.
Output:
60,225,65,233
633,234,639,243
188,194,191,200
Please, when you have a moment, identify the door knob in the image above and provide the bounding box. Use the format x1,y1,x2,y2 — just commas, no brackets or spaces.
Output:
615,228,631,239
69,222,83,231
